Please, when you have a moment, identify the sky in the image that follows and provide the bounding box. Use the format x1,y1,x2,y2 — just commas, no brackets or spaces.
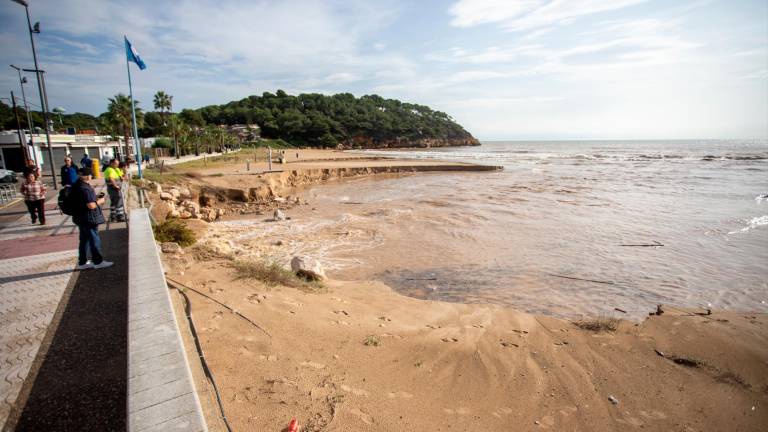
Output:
0,0,766,140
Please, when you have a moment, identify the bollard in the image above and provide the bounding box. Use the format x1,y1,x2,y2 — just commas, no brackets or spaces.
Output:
92,159,101,178
246,159,250,171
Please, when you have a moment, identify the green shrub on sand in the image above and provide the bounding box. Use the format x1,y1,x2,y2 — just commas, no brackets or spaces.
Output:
153,219,196,247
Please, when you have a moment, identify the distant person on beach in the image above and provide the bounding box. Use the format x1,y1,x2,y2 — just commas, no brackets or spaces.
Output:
22,159,40,179
103,159,126,222
60,157,78,187
71,167,113,270
143,153,150,164
20,171,46,225
80,153,92,169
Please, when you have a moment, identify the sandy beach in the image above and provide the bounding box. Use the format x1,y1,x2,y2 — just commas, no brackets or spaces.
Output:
150,149,767,431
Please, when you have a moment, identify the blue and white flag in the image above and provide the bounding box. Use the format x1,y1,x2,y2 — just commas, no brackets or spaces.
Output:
124,36,147,70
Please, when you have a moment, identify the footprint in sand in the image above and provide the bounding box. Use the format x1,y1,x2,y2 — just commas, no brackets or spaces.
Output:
300,361,326,370
349,407,373,425
426,324,442,329
471,324,485,329
212,311,224,319
386,391,413,399
443,407,471,415
341,384,370,396
492,407,515,418
246,294,261,304
333,310,350,316
442,337,459,343
639,410,667,420
378,316,392,322
500,341,519,348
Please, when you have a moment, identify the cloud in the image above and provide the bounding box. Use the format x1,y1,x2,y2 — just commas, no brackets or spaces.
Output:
449,0,647,31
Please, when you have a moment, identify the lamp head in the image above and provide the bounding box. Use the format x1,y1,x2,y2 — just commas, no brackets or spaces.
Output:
32,22,40,33
21,76,27,84
11,0,30,7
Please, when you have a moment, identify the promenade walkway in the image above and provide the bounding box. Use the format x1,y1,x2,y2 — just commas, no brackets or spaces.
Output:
0,183,128,430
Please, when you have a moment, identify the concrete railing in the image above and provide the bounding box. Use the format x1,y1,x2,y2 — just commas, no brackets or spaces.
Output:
127,209,207,431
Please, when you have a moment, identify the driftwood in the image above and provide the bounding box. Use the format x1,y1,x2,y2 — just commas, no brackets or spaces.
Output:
547,274,615,285
619,240,663,247
405,277,438,281
614,307,627,314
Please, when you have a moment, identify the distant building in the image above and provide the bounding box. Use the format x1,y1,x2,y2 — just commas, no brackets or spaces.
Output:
0,131,122,172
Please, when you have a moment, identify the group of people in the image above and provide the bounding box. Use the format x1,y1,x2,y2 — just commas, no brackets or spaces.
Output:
18,152,130,270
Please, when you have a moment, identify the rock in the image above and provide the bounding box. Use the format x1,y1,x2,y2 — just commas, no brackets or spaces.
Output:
608,395,619,405
294,196,301,204
182,200,200,213
151,182,162,194
161,242,182,253
273,196,286,203
200,207,218,222
273,209,287,221
216,208,226,218
290,256,325,281
160,192,174,201
169,188,181,199
179,187,192,199
167,210,181,218
151,201,174,221
179,210,192,219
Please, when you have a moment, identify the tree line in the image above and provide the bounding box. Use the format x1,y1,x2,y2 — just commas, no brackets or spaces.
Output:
0,90,476,151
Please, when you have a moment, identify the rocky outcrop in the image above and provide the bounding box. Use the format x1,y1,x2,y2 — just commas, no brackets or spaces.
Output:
344,136,480,149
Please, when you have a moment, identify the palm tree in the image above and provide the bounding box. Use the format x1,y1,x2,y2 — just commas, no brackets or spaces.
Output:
153,91,172,122
106,93,144,157
154,91,179,157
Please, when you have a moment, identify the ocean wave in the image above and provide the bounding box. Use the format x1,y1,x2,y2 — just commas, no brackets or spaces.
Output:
755,194,768,203
728,215,768,234
354,149,767,164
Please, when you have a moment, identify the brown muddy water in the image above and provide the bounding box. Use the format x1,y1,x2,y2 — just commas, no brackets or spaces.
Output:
215,140,768,320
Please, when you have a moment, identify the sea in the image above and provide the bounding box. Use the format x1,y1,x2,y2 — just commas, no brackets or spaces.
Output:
244,140,768,319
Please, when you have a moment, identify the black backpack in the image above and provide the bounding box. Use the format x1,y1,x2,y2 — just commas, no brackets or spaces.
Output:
58,187,75,215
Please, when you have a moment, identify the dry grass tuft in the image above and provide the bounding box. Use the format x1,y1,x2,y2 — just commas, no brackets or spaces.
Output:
190,244,230,261
363,335,381,347
233,260,323,292
575,316,620,332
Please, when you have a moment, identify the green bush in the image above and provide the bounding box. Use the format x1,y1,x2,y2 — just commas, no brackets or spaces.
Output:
152,137,173,149
153,219,196,247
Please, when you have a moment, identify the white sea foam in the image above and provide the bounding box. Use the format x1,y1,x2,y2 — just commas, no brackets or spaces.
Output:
755,194,768,203
729,215,768,234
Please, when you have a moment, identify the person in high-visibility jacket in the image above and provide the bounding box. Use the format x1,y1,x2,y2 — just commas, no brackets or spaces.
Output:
103,159,126,222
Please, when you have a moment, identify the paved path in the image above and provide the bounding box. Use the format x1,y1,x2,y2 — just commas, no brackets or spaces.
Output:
0,182,118,430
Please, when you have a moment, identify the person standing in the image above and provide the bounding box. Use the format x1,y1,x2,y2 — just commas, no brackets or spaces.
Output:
70,167,113,270
60,156,79,187
22,159,41,180
80,153,92,169
103,159,126,222
20,171,47,225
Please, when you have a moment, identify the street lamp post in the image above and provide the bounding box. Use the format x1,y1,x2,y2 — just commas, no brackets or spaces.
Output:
11,0,58,188
10,64,37,165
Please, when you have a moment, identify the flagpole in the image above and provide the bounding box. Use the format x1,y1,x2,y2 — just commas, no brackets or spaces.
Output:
126,45,143,179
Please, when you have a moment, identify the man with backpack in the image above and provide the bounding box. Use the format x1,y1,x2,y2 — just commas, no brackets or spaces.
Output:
66,167,113,270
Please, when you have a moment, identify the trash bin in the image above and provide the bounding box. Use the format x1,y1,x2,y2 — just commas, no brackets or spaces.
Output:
92,159,101,178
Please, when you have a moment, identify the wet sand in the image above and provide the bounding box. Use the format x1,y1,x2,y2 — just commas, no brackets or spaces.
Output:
156,149,768,431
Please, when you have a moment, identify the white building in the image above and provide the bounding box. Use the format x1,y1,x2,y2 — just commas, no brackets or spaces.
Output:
0,131,123,172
